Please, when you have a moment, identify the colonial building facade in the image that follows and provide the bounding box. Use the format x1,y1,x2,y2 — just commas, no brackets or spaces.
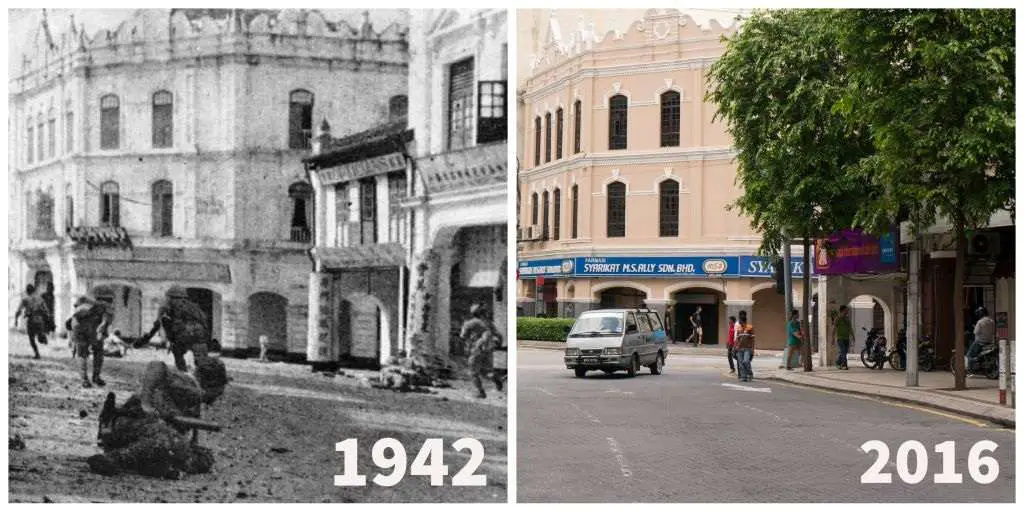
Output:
516,9,811,349
8,9,407,360
304,8,508,368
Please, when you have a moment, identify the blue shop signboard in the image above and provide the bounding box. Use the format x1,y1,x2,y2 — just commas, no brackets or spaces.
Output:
519,256,812,278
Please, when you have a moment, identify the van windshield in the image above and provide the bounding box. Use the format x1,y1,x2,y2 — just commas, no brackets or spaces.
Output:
569,313,624,337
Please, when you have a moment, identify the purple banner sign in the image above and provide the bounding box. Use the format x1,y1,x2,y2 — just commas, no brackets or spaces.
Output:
814,228,900,275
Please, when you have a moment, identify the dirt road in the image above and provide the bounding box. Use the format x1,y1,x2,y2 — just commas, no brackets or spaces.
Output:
7,331,507,503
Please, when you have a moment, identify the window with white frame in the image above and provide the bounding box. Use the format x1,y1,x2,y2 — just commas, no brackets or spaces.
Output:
447,58,475,151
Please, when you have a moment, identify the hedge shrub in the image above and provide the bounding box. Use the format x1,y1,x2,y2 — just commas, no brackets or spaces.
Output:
517,317,576,342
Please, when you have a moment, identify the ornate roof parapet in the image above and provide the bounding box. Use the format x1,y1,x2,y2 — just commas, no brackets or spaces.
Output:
12,9,409,95
528,8,742,77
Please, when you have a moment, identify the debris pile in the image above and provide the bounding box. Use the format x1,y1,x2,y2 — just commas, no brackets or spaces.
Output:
9,433,26,451
372,342,455,392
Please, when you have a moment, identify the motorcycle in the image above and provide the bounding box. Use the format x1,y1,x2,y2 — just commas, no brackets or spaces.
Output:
887,330,936,372
951,340,1000,380
860,327,888,369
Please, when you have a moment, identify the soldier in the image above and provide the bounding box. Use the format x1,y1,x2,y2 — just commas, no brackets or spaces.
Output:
460,303,504,399
140,286,209,372
14,284,51,359
88,344,228,479
71,292,114,388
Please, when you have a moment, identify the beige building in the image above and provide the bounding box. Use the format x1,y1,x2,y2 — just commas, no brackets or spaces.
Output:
516,9,806,349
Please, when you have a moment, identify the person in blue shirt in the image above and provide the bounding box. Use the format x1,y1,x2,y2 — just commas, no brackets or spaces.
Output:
781,310,803,370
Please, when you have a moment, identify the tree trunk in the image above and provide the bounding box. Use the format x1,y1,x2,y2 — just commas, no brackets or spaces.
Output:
952,213,967,390
802,236,813,371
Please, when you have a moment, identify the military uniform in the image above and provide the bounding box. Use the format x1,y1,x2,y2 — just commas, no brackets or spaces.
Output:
88,358,225,479
144,286,210,371
72,296,114,388
461,310,503,398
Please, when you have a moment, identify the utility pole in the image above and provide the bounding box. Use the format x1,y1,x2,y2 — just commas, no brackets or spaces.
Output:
906,228,920,387
801,237,813,371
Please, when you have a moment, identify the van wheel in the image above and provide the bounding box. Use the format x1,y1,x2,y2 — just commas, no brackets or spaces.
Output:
626,354,639,378
649,352,664,375
574,368,587,378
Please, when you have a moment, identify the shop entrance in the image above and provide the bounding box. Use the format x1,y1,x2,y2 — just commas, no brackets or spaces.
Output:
598,287,647,309
671,289,723,345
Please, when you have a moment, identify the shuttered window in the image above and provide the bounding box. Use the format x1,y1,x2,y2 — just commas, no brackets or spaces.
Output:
388,171,406,244
100,95,120,150
553,188,561,240
542,190,550,239
152,180,174,236
27,125,34,164
660,91,680,147
100,181,120,227
544,112,552,163
533,116,541,166
152,91,174,148
571,184,579,239
289,90,314,150
573,100,582,154
555,108,564,160
659,180,679,237
447,58,475,151
608,95,627,150
607,181,626,237
530,192,539,225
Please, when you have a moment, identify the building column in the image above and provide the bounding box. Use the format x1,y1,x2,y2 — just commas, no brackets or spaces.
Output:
816,275,834,368
406,249,439,352
433,246,457,357
306,272,333,364
220,300,248,355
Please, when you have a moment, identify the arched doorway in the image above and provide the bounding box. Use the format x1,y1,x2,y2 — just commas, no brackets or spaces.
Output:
846,295,893,354
752,286,787,350
89,283,143,338
248,292,288,355
670,287,725,345
338,294,390,368
448,225,505,357
186,287,222,345
598,286,648,309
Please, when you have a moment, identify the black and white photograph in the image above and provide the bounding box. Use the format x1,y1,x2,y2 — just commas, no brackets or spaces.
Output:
7,7,508,503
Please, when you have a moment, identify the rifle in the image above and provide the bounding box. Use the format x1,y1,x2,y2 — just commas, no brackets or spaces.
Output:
169,416,224,432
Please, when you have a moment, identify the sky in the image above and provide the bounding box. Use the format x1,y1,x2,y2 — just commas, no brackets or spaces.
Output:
7,8,408,77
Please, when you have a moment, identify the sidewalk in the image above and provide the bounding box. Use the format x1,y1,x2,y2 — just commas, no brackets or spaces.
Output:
769,365,1015,427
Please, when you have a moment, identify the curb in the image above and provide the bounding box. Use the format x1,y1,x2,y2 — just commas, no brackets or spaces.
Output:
768,372,1015,428
518,340,785,357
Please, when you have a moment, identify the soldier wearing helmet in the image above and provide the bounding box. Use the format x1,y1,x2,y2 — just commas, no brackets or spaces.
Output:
140,286,210,372
71,290,115,388
459,303,504,399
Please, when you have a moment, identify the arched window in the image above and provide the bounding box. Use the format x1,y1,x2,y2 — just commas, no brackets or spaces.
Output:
571,184,579,239
660,90,681,147
36,190,54,239
100,94,120,150
573,100,582,154
541,190,550,239
47,110,56,158
100,181,120,227
544,112,552,163
552,188,561,241
659,180,680,237
606,181,626,237
389,95,408,123
288,182,313,242
288,90,314,150
26,118,34,164
555,108,564,160
608,95,628,150
152,180,174,236
530,192,539,226
65,184,74,230
536,116,544,165
152,91,174,148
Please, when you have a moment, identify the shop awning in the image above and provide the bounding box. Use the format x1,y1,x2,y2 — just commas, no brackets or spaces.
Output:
74,260,232,283
417,142,506,194
312,244,406,270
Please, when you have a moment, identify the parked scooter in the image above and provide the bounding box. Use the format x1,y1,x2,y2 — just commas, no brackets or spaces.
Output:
887,330,936,372
860,327,887,369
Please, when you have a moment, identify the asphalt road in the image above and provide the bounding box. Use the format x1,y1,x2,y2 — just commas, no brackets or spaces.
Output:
517,347,1015,503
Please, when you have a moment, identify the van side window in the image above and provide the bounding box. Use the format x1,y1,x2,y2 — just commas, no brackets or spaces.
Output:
635,312,652,333
625,313,638,333
647,312,664,332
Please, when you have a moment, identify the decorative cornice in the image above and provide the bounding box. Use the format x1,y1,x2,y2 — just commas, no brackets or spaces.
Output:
520,146,737,180
524,57,717,103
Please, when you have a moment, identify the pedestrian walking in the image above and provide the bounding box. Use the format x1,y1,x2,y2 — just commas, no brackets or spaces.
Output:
726,315,737,373
735,311,755,381
460,303,503,399
14,284,51,359
781,309,803,370
140,286,210,372
71,292,115,388
832,305,852,370
686,306,704,346
259,335,270,362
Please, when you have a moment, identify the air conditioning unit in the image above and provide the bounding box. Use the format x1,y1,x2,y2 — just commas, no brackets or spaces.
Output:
968,232,1001,257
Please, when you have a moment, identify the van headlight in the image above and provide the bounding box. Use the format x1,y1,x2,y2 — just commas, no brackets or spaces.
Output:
603,347,621,355
565,347,579,356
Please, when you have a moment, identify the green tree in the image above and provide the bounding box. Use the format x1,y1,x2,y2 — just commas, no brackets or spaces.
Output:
832,9,1015,389
707,9,875,370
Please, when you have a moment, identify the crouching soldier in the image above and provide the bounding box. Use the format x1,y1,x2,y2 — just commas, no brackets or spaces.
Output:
87,344,228,479
71,293,115,388
140,286,209,372
460,304,504,399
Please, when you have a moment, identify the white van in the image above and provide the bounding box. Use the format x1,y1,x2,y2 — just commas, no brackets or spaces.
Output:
563,308,669,378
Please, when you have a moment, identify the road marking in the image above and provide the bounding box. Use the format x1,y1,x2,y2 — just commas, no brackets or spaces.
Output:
604,387,634,396
532,387,558,397
738,403,787,423
605,437,633,478
722,382,772,393
570,403,601,424
771,381,992,428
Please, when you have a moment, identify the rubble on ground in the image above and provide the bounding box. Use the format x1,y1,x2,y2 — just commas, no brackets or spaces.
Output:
10,433,26,450
370,346,454,392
